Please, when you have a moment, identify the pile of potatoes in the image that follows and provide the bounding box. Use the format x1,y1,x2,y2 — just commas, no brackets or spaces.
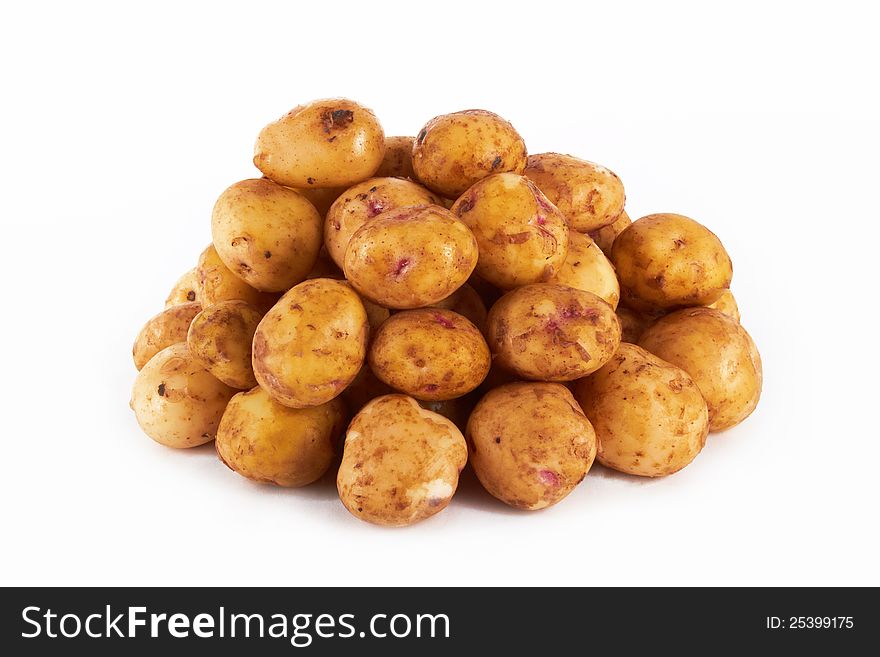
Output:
131,98,762,527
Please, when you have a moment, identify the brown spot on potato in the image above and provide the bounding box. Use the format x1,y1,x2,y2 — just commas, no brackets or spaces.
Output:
157,383,166,396
186,290,196,301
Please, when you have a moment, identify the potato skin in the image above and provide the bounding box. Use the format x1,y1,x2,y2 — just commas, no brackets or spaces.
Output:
252,278,368,408
706,289,740,322
133,302,201,370
131,343,236,448
211,178,323,292
254,98,385,188
186,300,262,389
612,213,733,311
429,283,488,333
337,394,468,526
165,268,201,307
616,306,653,343
412,110,528,198
196,244,278,313
451,173,569,290
639,308,762,431
342,364,394,414
551,231,620,308
589,209,631,253
486,284,621,381
369,308,490,401
573,343,708,477
216,386,345,487
343,204,478,309
466,383,596,510
298,186,345,218
324,177,440,269
374,136,415,179
524,153,626,232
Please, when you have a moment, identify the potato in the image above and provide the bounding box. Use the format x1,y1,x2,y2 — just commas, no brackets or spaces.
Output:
165,268,200,307
450,173,569,290
337,394,468,526
706,289,740,322
616,306,652,343
429,283,488,333
324,177,440,269
305,248,344,280
211,178,323,292
638,308,762,431
611,213,733,311
186,300,262,389
216,386,345,487
253,278,368,408
342,364,394,414
196,244,278,313
486,283,621,381
524,153,626,232
298,186,345,218
374,135,415,179
418,397,472,431
551,231,620,308
343,204,478,309
589,209,631,253
132,302,201,370
130,343,236,448
369,308,490,401
573,343,708,477
254,98,385,188
412,110,527,198
466,382,596,510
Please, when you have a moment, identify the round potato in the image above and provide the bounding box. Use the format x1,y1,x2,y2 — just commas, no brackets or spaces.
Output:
369,308,490,401
196,244,278,313
216,386,346,487
524,153,626,232
374,135,415,179
254,98,385,189
186,300,262,389
573,343,708,477
551,230,620,308
429,283,488,333
466,382,596,510
616,306,653,343
589,209,631,253
211,178,322,292
253,278,368,408
342,364,394,414
486,283,621,381
343,204,478,309
132,302,201,370
165,268,200,307
611,213,733,311
451,173,569,290
639,308,762,431
324,177,440,269
130,343,236,448
706,289,740,322
337,394,468,526
412,110,527,198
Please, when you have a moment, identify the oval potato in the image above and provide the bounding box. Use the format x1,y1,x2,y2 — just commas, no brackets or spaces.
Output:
165,268,200,307
196,244,278,313
589,209,631,253
551,230,620,308
186,300,262,389
133,302,201,370
374,135,416,179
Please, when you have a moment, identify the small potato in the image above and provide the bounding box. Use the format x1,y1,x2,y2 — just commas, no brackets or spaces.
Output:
196,244,278,313
589,209,631,253
132,302,201,370
429,283,488,333
298,186,345,218
165,268,200,307
551,231,620,309
524,153,626,232
369,308,490,401
639,308,762,431
324,177,440,269
216,386,345,487
451,173,569,290
706,289,740,322
486,284,621,381
573,343,708,477
186,300,262,389
413,110,528,198
611,213,733,311
211,178,323,292
337,394,468,526
343,204,478,309
374,135,415,179
130,343,236,448
466,382,596,510
616,306,653,343
254,98,385,188
253,278,368,408
342,364,394,414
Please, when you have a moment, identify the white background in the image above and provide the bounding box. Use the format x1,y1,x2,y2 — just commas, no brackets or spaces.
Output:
1,0,878,587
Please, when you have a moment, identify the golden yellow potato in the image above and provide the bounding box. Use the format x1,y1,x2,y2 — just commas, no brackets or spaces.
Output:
374,135,415,179
451,173,569,290
412,110,527,198
196,244,279,313
253,278,368,408
589,209,631,253
254,98,385,188
429,283,488,333
616,306,653,343
337,394,468,526
164,268,201,307
611,213,733,311
186,300,262,389
639,308,762,431
486,283,621,381
369,308,490,401
466,382,596,510
324,177,440,269
132,302,201,370
343,204,478,309
524,153,626,232
573,343,708,477
706,289,740,322
298,186,345,218
216,386,345,487
342,364,394,414
551,231,620,308
130,343,236,448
